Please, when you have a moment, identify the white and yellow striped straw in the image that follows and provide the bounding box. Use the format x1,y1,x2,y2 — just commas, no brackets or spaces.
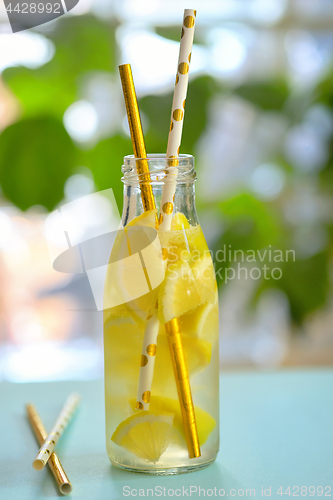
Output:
33,393,80,471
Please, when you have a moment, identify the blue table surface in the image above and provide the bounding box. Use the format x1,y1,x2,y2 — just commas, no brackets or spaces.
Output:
0,369,332,500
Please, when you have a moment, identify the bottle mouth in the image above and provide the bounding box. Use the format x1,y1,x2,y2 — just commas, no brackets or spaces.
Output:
122,154,196,185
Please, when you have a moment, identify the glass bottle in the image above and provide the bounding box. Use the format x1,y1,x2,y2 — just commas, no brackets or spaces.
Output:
103,154,219,474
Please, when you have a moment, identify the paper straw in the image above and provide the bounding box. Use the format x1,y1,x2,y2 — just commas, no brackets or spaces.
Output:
119,64,156,214
26,404,72,495
159,8,200,458
135,309,160,410
159,8,196,231
33,393,80,471
162,8,200,458
165,318,200,458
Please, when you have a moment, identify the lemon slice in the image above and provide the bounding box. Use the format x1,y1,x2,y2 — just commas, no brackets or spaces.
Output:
171,212,190,231
187,227,208,254
158,259,202,324
158,224,208,267
104,314,212,391
152,329,212,391
158,253,217,324
107,209,161,321
127,209,157,228
104,320,143,384
179,300,218,344
191,253,217,304
129,397,216,446
111,411,174,462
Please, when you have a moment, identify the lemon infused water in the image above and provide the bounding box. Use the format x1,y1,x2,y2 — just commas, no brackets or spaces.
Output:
103,155,219,474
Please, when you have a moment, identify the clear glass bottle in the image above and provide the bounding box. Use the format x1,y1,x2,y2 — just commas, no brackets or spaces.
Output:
103,154,219,474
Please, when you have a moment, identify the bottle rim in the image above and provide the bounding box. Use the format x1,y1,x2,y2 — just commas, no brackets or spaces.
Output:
122,154,196,185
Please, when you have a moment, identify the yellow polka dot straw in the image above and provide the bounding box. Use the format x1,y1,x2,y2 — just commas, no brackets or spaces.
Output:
159,8,200,459
33,393,80,471
159,8,196,231
135,312,160,410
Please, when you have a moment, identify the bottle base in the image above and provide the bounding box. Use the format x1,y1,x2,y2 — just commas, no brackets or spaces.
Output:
110,456,217,475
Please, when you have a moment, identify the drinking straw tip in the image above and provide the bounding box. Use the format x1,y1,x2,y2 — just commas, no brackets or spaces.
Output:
60,483,73,495
33,458,45,471
119,63,131,74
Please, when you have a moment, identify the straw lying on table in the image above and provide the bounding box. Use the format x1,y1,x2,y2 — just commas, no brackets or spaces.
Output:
119,9,200,459
27,404,72,495
33,393,80,471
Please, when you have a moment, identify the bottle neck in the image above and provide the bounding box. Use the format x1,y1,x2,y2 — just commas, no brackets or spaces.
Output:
121,155,198,227
121,154,196,186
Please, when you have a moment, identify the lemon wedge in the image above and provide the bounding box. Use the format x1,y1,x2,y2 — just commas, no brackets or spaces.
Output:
129,397,216,446
158,254,216,324
171,212,190,231
103,320,143,389
111,411,174,462
158,224,209,267
191,253,217,304
187,228,208,255
179,300,218,345
127,209,157,228
151,329,212,392
106,209,162,320
158,259,202,324
104,313,212,391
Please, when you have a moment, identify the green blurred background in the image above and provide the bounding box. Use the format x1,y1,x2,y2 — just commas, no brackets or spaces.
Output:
0,0,333,381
